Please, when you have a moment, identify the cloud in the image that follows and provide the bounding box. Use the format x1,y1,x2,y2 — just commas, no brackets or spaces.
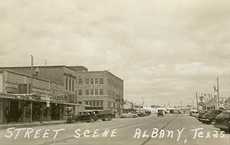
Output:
0,0,230,105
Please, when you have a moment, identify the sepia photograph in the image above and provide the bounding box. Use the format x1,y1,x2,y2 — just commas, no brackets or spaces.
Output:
0,0,230,145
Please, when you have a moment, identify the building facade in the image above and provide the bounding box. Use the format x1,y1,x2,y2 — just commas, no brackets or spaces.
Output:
0,70,71,123
0,66,87,123
0,66,124,123
0,66,88,103
75,71,124,115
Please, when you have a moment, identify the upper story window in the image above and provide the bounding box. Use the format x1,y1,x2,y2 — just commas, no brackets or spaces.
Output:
72,79,74,91
95,89,98,95
99,78,104,84
65,77,68,90
90,78,94,84
90,89,94,95
99,89,104,95
95,78,98,84
69,78,72,91
85,89,89,95
78,78,83,85
78,89,82,95
85,78,89,84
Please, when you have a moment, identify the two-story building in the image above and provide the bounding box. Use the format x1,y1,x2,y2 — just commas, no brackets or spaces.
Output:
0,66,87,123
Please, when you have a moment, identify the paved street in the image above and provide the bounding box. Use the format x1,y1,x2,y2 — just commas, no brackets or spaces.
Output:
0,114,229,145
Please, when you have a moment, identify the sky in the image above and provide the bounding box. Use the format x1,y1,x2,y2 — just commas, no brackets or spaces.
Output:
0,0,230,106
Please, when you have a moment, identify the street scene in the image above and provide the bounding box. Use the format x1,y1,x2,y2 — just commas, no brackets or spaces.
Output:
1,0,230,145
0,114,229,145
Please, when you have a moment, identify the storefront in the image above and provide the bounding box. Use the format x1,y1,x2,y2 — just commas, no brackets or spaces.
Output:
0,93,79,124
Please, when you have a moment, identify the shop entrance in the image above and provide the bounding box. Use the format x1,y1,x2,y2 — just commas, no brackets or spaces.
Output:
5,100,22,123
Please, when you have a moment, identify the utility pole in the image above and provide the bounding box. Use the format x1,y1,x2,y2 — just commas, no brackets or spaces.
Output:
30,55,34,122
196,92,198,111
217,76,220,108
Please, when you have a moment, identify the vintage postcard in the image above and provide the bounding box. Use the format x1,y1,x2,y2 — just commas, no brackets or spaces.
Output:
0,0,230,145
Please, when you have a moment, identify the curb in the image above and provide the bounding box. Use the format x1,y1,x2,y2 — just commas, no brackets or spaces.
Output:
0,121,66,130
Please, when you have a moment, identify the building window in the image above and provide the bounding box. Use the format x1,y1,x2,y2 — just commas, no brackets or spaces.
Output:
99,89,104,95
72,79,74,91
78,78,83,85
90,78,94,84
78,89,82,95
99,78,104,84
85,89,89,95
108,102,111,108
90,89,94,95
85,78,89,84
66,77,68,90
99,101,103,107
95,78,98,84
96,101,99,106
69,78,72,91
95,89,98,95
93,101,96,106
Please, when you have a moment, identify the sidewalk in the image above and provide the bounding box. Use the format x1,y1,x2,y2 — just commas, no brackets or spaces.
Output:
0,120,66,130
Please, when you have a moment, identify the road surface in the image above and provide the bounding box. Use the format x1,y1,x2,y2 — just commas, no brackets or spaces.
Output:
0,114,229,145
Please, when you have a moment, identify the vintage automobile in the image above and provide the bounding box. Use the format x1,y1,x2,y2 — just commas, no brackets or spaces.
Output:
189,109,199,117
157,109,165,117
199,110,222,124
120,112,138,118
197,111,207,121
74,111,95,122
94,110,115,121
214,110,230,132
136,111,146,117
74,110,115,122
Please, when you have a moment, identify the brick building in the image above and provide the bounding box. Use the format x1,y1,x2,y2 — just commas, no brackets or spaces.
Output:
0,66,87,123
0,66,124,123
0,70,70,123
75,71,124,115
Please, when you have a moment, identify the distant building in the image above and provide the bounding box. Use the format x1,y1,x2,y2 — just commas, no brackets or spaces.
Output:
123,100,134,113
75,71,124,115
224,97,230,109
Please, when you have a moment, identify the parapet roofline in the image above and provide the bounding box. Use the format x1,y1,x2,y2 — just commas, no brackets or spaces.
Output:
0,65,87,69
0,69,52,83
77,70,123,81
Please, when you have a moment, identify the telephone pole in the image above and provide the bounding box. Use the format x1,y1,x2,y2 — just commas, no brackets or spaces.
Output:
216,76,220,108
30,55,34,122
196,92,198,111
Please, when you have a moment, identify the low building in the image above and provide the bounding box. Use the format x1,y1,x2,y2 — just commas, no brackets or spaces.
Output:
123,100,134,113
0,65,88,104
0,70,79,123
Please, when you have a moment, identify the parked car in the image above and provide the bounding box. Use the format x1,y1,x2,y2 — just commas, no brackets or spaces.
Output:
199,110,222,124
136,111,147,117
74,111,95,122
157,109,165,117
189,109,199,117
120,112,138,118
94,110,115,121
197,111,207,121
214,110,230,132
